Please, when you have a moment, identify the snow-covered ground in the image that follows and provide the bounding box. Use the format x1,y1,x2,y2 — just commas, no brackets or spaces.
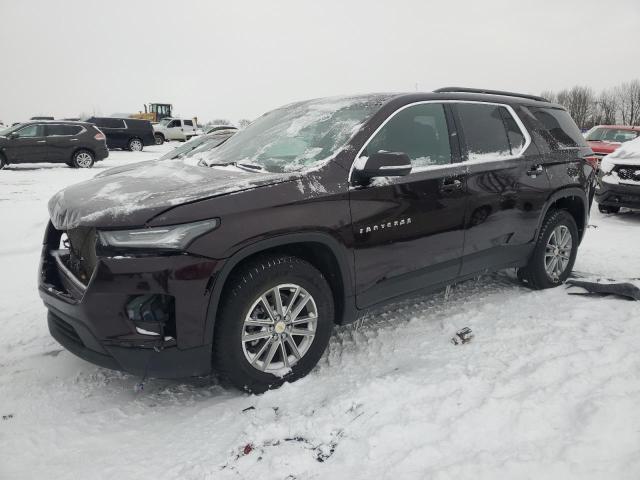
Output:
1,146,639,479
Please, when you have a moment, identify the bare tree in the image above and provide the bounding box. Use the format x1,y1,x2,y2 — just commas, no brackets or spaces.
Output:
540,90,557,103
208,118,232,126
554,86,595,129
596,89,618,125
237,119,252,129
615,80,640,126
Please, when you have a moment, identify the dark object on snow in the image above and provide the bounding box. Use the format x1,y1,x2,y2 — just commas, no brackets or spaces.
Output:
566,279,640,301
2,414,14,420
451,327,474,345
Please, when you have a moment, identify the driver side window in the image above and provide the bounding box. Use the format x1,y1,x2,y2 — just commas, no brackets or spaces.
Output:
365,103,452,169
15,124,43,138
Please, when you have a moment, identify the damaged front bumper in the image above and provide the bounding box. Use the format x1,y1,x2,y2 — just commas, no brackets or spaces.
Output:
39,222,221,378
595,179,640,209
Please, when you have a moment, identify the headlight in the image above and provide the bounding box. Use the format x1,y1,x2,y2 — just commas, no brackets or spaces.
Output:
98,219,219,250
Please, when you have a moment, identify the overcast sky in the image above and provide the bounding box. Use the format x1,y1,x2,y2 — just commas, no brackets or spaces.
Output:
1,0,639,124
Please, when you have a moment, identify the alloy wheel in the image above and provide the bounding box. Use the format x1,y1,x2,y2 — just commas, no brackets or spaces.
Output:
130,139,143,151
242,283,317,373
544,225,572,281
75,152,93,168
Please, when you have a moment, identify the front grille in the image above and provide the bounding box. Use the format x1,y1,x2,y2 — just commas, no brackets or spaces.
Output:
50,314,83,347
615,166,640,182
64,227,97,285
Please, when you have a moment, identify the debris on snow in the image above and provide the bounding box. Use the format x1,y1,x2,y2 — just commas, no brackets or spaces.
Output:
451,327,474,345
566,277,640,301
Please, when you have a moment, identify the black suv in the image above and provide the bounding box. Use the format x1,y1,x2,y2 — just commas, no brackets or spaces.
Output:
39,89,595,392
0,121,108,169
85,117,155,151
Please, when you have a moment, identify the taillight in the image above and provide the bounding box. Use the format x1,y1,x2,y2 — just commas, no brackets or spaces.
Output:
94,132,105,141
584,155,600,170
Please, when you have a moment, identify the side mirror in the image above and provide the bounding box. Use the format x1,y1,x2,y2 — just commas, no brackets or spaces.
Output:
352,151,412,185
8,132,18,140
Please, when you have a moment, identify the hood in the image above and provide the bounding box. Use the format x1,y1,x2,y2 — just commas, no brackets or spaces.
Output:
48,160,295,230
587,140,619,155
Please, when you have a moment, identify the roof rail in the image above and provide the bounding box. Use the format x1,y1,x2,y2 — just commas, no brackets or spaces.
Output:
434,87,548,102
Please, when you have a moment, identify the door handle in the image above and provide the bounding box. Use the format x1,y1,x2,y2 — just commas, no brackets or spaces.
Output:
69,138,78,141
37,140,46,143
526,164,544,177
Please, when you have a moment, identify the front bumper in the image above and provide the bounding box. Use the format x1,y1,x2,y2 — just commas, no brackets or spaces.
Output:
595,178,640,209
39,223,221,378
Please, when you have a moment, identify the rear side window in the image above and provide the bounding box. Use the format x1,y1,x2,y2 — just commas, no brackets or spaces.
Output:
46,124,82,136
365,103,452,168
529,107,587,149
184,120,193,126
97,118,126,129
456,103,515,161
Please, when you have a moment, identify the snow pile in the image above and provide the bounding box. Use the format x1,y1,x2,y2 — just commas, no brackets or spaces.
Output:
601,137,640,172
1,145,640,479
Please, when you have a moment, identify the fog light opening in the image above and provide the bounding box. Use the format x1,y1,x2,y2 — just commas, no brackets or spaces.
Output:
126,294,176,339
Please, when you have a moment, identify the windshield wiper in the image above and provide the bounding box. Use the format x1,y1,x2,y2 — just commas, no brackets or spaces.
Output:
206,161,265,172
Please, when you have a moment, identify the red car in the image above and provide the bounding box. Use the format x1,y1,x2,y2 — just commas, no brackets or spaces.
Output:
585,125,640,156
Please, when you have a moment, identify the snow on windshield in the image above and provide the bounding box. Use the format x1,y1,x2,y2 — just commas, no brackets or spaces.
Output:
203,95,391,173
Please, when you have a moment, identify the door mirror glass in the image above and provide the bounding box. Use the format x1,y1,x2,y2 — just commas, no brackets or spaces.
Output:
353,151,412,185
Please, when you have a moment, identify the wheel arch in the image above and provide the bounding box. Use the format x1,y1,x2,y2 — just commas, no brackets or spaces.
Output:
203,232,356,345
537,187,589,242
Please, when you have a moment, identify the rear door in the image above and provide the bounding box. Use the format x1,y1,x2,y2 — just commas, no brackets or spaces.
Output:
183,119,195,138
349,102,468,308
4,123,47,163
99,118,127,148
45,124,83,162
452,102,552,275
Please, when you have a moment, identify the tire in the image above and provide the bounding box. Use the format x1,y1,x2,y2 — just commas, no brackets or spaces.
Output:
154,133,164,145
598,204,620,214
518,209,579,289
71,149,94,168
128,138,143,152
0,153,6,170
213,255,334,393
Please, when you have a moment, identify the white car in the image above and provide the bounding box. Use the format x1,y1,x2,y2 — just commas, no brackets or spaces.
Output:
153,117,197,144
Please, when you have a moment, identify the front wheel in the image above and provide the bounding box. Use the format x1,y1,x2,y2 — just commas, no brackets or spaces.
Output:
518,209,579,289
213,255,334,393
598,204,620,214
71,150,94,168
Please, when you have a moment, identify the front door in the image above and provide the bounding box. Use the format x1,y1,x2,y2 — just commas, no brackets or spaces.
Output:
349,102,468,308
4,124,47,163
166,120,184,140
451,102,552,275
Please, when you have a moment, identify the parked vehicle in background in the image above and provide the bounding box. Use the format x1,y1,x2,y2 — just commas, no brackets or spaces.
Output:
31,116,54,120
85,117,155,151
0,120,108,169
153,117,197,144
40,89,595,392
584,125,640,167
595,136,640,213
158,130,235,161
205,124,238,134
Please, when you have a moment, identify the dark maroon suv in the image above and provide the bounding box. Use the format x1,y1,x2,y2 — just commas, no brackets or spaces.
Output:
39,88,595,392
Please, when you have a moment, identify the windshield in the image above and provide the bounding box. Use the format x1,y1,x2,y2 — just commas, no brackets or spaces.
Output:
159,118,172,127
0,123,24,136
202,95,390,173
586,127,639,143
159,135,208,160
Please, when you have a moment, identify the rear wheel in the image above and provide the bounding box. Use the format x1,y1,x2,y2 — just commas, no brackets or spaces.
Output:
0,153,6,170
518,209,579,289
128,138,143,151
213,255,334,393
71,150,94,168
154,133,164,145
598,204,620,214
